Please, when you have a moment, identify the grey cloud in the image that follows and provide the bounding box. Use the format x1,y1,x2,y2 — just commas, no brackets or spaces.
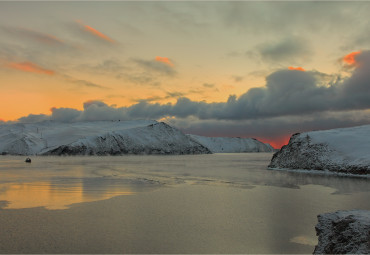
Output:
3,26,64,46
120,57,177,86
248,69,270,78
81,102,126,121
203,83,215,88
50,107,81,122
232,76,243,83
354,33,370,48
256,36,312,63
74,79,107,89
223,2,367,36
79,59,126,75
151,2,212,36
83,100,109,109
166,91,184,98
132,91,186,104
18,114,50,123
133,58,176,77
188,89,205,95
125,73,153,84
0,43,21,62
47,101,129,122
13,51,370,125
62,74,108,89
123,72,160,87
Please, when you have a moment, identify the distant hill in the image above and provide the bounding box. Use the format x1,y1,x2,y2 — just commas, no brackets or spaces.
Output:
187,134,274,153
0,120,210,155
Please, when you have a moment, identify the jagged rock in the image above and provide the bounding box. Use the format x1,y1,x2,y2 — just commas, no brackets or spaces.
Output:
314,210,370,254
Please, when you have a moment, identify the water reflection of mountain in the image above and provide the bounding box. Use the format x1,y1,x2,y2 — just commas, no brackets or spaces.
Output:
0,154,369,210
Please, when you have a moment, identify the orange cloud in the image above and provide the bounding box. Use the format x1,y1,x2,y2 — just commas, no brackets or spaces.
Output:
343,51,361,66
288,66,305,71
7,62,55,75
77,20,114,43
155,56,174,66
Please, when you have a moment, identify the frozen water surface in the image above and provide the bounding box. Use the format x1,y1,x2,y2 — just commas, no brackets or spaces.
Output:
0,153,369,253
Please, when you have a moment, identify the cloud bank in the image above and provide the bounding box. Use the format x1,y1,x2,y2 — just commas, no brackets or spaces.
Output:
16,51,370,122
10,50,370,147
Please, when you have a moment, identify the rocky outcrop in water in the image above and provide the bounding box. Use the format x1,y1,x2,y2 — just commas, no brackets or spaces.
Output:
314,210,370,254
268,125,370,175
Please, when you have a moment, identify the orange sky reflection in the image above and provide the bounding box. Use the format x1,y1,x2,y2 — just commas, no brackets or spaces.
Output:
0,182,133,210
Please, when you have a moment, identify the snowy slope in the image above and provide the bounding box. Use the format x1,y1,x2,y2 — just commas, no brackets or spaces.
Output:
314,210,370,254
0,120,210,155
45,122,211,155
188,134,274,153
268,125,370,175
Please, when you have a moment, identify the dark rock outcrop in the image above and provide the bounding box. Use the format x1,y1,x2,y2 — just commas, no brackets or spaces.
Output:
314,210,370,254
268,132,370,175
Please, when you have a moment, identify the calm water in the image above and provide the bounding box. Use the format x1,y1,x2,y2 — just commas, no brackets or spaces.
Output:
0,154,369,253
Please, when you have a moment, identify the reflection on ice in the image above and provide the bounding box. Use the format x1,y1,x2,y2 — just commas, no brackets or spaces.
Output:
290,235,317,246
0,153,370,210
0,181,134,210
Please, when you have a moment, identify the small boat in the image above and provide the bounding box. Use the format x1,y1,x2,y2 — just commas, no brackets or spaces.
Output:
25,157,31,163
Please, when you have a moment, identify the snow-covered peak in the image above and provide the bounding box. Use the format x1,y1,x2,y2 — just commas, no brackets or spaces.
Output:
0,120,213,155
0,120,154,155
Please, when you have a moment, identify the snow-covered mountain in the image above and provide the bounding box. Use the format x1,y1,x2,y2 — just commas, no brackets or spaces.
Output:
314,210,370,254
0,120,211,155
268,125,370,175
187,134,274,153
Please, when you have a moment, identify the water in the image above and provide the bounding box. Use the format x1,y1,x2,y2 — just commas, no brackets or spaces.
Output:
0,153,369,253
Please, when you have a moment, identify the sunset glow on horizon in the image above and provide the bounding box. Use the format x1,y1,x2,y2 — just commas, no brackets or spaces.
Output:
2,1,370,148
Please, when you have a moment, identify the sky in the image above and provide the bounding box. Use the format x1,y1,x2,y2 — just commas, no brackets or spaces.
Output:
1,1,370,148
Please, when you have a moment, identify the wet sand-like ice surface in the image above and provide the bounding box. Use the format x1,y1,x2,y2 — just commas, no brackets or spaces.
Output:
0,154,370,253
